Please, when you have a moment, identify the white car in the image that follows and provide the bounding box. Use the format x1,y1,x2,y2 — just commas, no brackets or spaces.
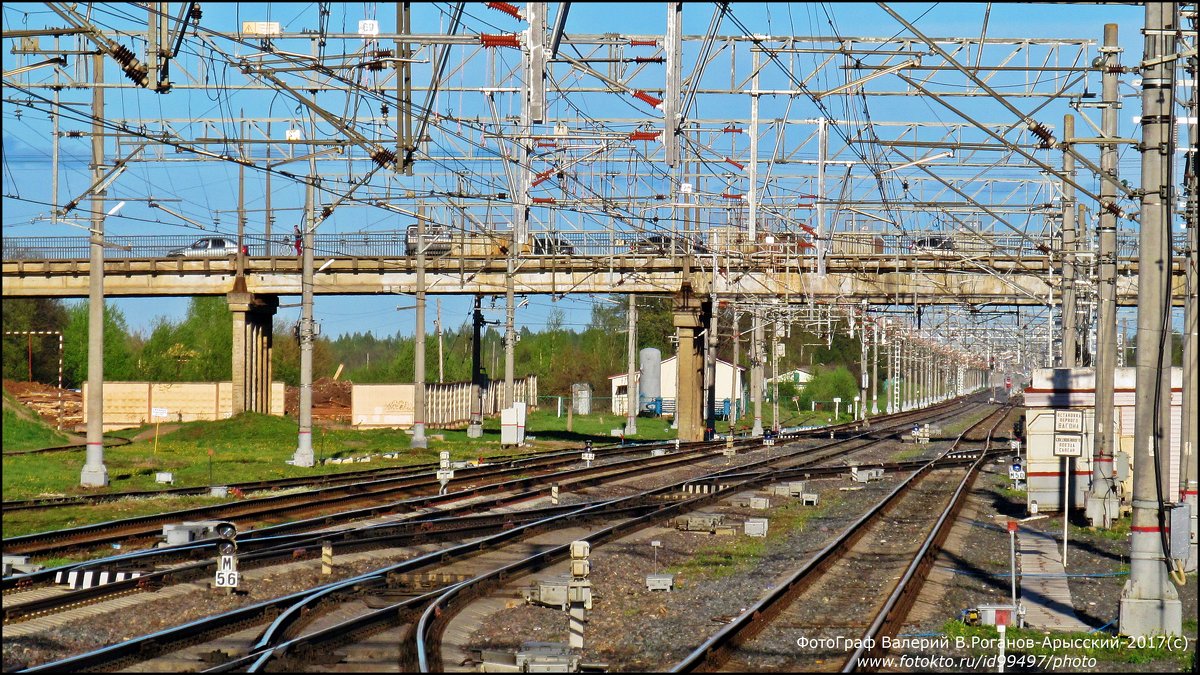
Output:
167,237,246,258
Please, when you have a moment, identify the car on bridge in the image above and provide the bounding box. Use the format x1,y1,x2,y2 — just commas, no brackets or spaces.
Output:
166,237,247,258
629,234,710,256
405,224,453,256
529,234,575,255
909,235,956,256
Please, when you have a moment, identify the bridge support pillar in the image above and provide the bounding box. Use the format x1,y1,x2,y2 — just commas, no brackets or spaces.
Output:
228,292,278,415
673,287,709,442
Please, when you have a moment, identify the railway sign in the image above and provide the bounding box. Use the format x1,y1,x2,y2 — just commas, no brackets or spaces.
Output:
1053,434,1083,457
1009,460,1025,481
214,555,239,588
1054,410,1084,433
151,407,169,419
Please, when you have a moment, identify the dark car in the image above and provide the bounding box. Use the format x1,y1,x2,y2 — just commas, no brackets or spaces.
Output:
911,235,955,255
630,234,710,256
530,234,575,255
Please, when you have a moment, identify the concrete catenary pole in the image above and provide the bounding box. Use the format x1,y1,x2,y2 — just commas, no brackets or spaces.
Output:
1181,12,1199,572
411,206,428,449
752,307,764,436
625,294,638,435
871,321,880,415
1119,1,1182,637
1061,114,1078,367
81,53,108,487
1087,23,1123,528
292,126,317,468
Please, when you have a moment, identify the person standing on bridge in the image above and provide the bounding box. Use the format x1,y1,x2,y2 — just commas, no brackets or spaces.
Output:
293,225,302,256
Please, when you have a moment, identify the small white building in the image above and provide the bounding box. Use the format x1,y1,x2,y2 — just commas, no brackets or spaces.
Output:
765,368,812,387
609,356,744,417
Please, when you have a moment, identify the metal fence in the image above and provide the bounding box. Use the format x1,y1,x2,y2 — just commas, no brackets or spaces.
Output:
1,229,1172,263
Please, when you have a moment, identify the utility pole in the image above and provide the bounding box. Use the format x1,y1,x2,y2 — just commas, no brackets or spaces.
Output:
731,310,740,428
625,294,638,436
858,314,868,421
436,298,444,383
81,52,108,487
1119,1,1182,638
1088,23,1123,528
1061,114,1078,367
752,307,764,436
1181,11,1199,573
771,320,780,433
411,204,428,449
871,321,880,415
705,290,718,440
292,117,317,469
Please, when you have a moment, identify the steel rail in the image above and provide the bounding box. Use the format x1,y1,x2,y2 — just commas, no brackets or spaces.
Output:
669,404,1012,672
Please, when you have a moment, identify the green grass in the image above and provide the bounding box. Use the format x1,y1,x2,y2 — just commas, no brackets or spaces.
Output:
941,620,1194,669
1071,517,1131,542
0,407,689,535
669,493,840,581
2,495,230,539
994,477,1027,501
2,401,72,452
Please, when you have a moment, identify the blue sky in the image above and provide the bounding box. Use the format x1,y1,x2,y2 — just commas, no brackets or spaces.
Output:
1,2,1165,339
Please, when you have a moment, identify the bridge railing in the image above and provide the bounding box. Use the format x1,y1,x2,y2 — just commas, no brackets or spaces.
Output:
1,230,1178,263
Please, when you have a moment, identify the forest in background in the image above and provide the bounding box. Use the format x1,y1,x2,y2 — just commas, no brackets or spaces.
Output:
3,295,1097,406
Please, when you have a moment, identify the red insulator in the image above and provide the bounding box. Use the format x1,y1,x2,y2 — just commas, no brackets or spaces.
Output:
628,130,661,141
629,39,658,47
721,192,744,200
722,126,745,134
531,170,555,187
532,197,557,204
486,2,523,20
535,141,558,148
480,33,520,48
723,157,745,170
632,90,663,108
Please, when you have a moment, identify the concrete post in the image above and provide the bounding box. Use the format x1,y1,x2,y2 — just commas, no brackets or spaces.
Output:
1061,114,1079,368
673,288,706,442
859,318,868,420
1119,1,1182,637
1182,52,1199,573
81,53,108,487
412,209,428,449
625,294,638,435
1088,23,1123,528
871,323,880,415
229,292,251,415
886,331,896,414
752,307,764,436
704,292,718,439
292,147,317,468
504,259,516,410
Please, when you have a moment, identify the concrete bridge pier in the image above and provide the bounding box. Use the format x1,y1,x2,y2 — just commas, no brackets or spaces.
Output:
228,292,278,414
673,287,710,442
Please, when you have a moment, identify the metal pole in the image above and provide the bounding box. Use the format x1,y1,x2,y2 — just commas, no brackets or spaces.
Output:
859,316,868,420
705,290,718,440
412,205,428,449
871,322,880,415
436,298,445,383
1088,23,1123,528
292,116,317,468
1119,1,1182,637
468,295,484,438
731,310,740,428
1061,114,1078,367
625,294,638,435
748,52,759,243
504,262,515,410
81,53,108,487
771,321,780,433
752,307,764,435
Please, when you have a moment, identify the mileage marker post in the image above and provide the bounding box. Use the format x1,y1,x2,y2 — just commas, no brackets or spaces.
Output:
1008,520,1018,612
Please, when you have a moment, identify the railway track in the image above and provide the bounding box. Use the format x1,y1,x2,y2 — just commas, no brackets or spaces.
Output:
4,397,993,671
669,403,1011,673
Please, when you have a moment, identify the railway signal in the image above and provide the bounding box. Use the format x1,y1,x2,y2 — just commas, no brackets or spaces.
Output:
213,522,239,589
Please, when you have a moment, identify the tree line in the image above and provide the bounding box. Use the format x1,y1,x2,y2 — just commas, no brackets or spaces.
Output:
3,296,1063,402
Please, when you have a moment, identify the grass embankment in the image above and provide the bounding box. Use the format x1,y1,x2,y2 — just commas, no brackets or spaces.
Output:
0,406,694,537
2,395,72,452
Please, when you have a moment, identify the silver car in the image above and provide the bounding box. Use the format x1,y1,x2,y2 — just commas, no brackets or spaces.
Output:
167,237,245,258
